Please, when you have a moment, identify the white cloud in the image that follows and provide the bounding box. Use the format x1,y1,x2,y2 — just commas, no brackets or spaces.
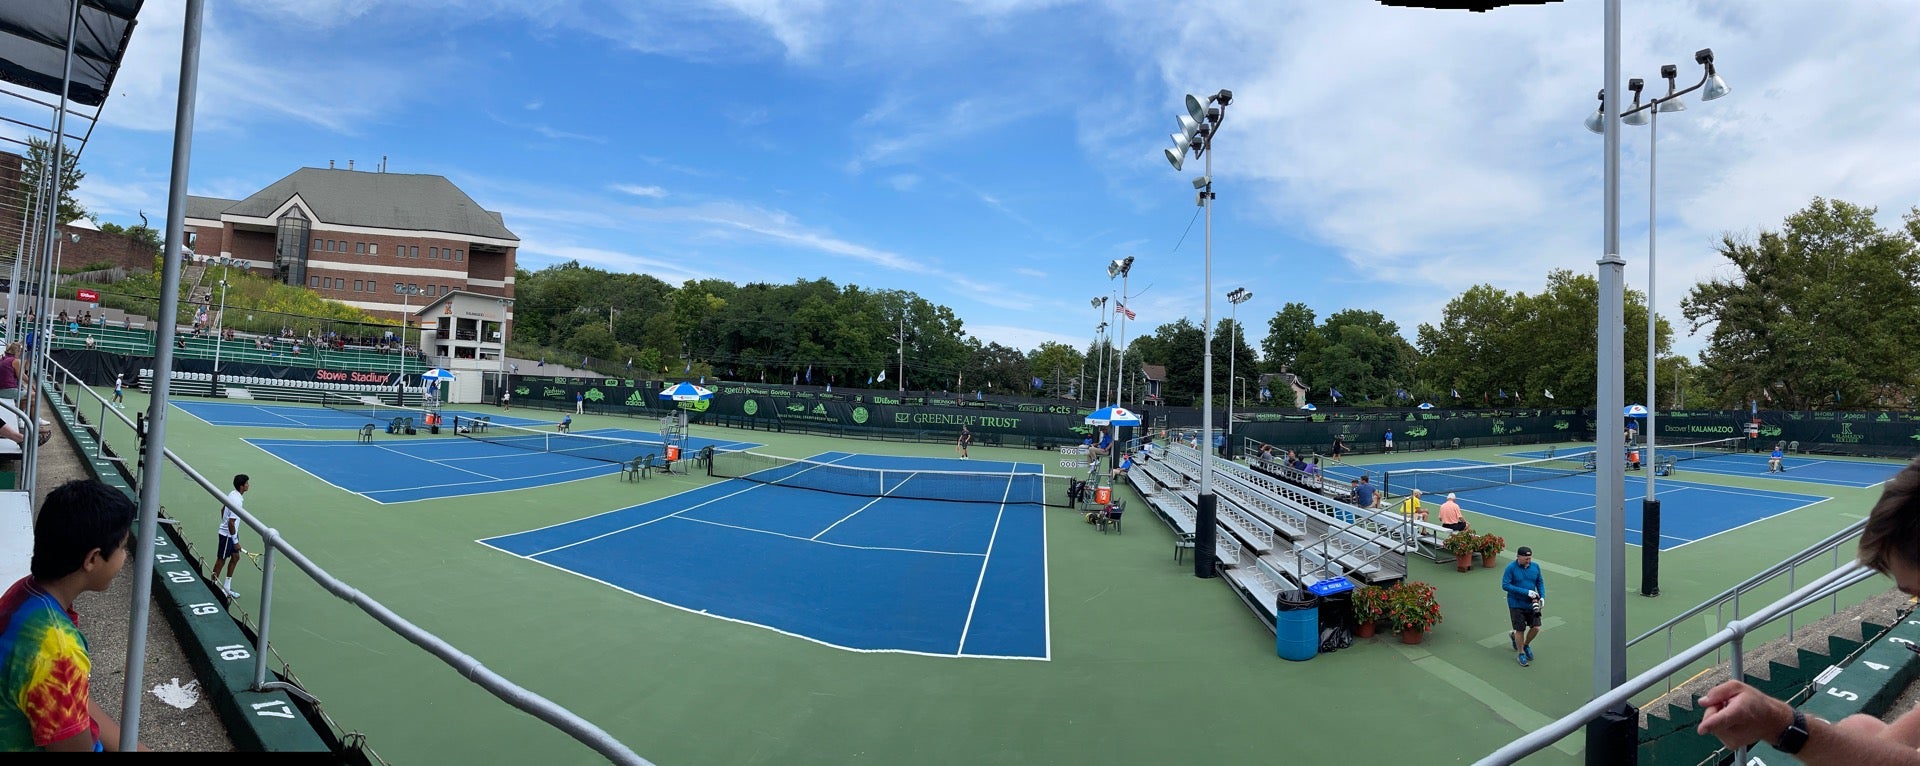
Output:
886,174,920,191
610,184,668,199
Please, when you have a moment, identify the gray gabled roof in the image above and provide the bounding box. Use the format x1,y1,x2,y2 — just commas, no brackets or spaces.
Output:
222,168,518,241
187,195,238,220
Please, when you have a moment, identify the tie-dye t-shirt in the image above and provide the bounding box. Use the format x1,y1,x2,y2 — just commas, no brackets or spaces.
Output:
0,576,94,750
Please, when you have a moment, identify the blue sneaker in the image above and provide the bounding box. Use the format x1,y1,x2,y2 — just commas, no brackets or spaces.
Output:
1510,634,1518,652
1517,652,1530,667
1523,646,1534,661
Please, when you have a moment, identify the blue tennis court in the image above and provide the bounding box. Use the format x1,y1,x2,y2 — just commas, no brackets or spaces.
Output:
1378,455,1830,550
479,451,1050,659
174,399,551,430
246,434,617,503
1506,444,1901,489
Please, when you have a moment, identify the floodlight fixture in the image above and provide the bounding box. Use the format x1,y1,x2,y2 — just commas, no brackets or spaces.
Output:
1622,79,1650,126
1164,148,1185,171
1192,175,1211,189
1108,256,1134,279
1584,90,1606,134
1656,64,1687,112
1697,48,1730,101
1227,288,1252,305
1091,296,1107,308
1185,93,1207,123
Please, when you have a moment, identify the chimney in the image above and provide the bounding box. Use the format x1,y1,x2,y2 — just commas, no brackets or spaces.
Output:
381,155,387,173
349,159,355,171
329,160,335,169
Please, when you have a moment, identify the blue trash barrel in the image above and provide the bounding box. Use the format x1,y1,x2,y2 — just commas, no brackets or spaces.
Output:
1275,589,1320,661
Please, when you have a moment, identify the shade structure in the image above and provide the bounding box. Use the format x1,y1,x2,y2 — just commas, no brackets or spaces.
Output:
1085,406,1142,426
1624,404,1649,417
421,368,456,382
1299,403,1318,411
1417,402,1435,410
658,382,714,402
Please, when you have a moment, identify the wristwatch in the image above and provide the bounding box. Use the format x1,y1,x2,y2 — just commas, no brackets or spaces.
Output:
1775,709,1811,754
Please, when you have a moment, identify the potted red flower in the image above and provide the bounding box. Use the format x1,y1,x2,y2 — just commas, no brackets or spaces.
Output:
1349,585,1387,638
1384,580,1442,644
1443,530,1478,572
1478,533,1506,569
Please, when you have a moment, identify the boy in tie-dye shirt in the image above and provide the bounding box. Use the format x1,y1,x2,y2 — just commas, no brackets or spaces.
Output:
0,480,142,751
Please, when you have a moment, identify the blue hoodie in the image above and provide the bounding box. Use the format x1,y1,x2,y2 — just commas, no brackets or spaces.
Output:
1502,559,1545,609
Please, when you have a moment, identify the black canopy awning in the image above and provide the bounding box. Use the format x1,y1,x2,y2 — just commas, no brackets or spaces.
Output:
0,1,142,108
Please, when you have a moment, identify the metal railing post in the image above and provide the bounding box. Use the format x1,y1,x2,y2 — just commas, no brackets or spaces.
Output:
254,541,276,689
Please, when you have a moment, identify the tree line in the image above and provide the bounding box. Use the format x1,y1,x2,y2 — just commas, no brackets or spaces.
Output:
515,198,1920,411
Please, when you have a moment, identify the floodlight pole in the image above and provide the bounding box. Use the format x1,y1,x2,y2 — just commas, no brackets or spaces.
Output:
1196,131,1218,578
1225,288,1250,458
1591,0,1633,758
123,0,206,750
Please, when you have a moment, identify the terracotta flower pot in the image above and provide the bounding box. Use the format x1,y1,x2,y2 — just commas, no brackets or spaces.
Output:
1482,554,1500,569
1400,627,1424,645
1355,621,1376,639
1455,551,1472,572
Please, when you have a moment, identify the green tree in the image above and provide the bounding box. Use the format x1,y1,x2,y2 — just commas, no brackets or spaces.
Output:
1027,341,1085,399
1260,302,1316,374
1295,309,1417,407
17,136,88,228
1682,198,1920,409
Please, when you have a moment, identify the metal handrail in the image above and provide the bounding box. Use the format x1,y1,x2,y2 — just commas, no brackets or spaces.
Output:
1628,519,1866,647
1477,563,1876,765
47,358,652,765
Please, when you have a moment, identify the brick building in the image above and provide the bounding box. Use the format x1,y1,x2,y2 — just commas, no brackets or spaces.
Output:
184,165,519,334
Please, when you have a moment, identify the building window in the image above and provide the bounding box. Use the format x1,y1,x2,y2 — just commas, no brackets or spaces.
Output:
410,246,419,258
354,280,363,292
309,276,319,287
312,237,322,250
425,285,436,297
456,249,464,261
369,243,378,255
355,242,365,254
430,247,438,259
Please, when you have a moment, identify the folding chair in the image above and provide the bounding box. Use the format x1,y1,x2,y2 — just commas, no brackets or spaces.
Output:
357,423,374,444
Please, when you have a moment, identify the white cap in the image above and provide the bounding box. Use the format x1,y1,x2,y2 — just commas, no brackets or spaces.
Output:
1446,493,1456,500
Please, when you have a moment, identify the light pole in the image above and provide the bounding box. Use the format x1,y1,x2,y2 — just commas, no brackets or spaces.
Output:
1591,50,1727,598
1167,88,1231,579
395,283,420,384
1098,297,1113,406
1107,256,1134,408
212,275,229,376
1225,287,1251,458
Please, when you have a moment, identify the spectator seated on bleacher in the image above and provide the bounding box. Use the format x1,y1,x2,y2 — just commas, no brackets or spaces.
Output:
1138,439,1155,462
1110,451,1135,479
83,336,96,350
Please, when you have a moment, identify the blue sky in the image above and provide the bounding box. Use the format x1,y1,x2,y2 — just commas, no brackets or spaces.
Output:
17,0,1920,359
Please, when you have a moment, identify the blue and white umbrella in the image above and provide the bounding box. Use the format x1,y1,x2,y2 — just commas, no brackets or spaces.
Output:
1084,406,1142,426
1417,402,1435,410
421,368,456,382
1624,404,1649,418
1298,403,1318,411
659,381,714,402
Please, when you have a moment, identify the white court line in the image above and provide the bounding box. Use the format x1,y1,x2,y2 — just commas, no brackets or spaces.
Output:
528,481,775,556
364,462,607,497
678,515,983,557
367,444,501,480
473,539,1045,661
810,470,916,541
955,468,1018,655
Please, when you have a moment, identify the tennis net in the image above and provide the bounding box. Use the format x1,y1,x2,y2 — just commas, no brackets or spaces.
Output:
708,450,1072,507
1385,450,1596,498
322,392,428,422
454,419,664,465
1652,436,1744,462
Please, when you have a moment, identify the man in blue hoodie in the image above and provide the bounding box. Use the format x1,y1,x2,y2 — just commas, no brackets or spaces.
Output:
1502,545,1545,666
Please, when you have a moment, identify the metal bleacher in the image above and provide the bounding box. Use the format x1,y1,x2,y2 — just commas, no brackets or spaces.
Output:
1128,437,1417,630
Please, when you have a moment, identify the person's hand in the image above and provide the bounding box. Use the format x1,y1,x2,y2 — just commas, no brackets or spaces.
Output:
1696,680,1794,749
1527,590,1538,599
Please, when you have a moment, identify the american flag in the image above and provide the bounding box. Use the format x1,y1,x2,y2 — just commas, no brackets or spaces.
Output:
1116,303,1136,320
